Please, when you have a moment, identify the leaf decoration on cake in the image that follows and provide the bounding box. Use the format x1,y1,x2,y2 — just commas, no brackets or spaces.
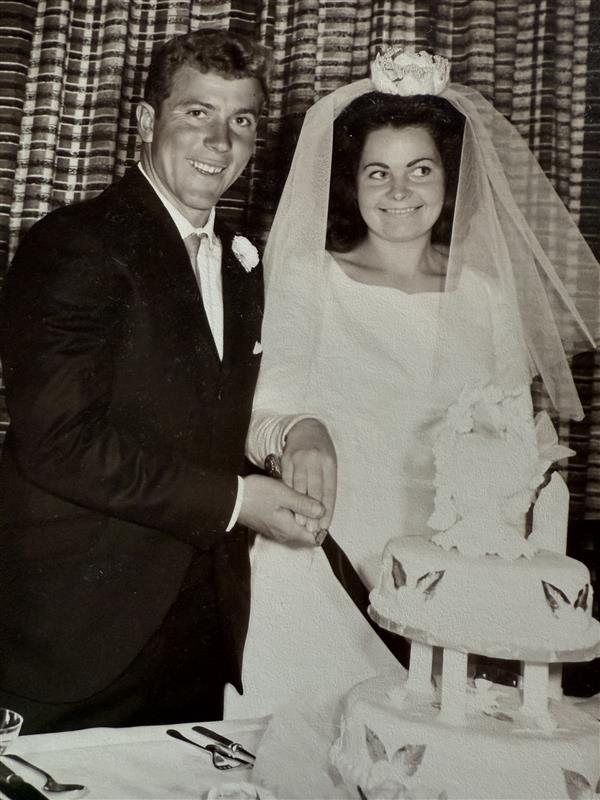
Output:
392,744,426,777
541,580,570,614
392,557,407,589
365,725,387,763
416,570,445,598
482,710,513,723
562,768,597,800
574,583,590,612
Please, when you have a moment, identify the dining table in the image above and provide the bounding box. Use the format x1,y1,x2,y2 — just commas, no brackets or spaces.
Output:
2,716,272,800
2,693,598,800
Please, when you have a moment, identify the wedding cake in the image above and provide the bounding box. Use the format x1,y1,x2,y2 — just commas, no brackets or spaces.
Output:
330,385,600,800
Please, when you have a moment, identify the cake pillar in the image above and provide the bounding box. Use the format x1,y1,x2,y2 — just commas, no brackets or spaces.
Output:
521,662,549,716
406,642,433,694
548,664,563,700
439,648,468,724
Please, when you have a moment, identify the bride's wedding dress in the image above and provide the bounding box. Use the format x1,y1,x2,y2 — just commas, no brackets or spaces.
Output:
224,257,530,719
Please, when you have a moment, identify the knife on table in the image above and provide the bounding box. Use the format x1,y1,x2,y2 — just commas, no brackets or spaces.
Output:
0,761,46,800
166,729,252,769
192,726,255,764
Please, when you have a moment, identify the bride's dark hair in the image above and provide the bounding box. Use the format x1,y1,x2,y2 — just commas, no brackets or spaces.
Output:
326,92,465,252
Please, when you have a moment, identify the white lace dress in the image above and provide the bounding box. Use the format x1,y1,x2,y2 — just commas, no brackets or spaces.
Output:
224,256,530,719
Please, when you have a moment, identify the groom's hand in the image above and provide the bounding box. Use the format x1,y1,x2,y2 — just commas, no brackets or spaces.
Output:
281,418,337,531
238,475,325,545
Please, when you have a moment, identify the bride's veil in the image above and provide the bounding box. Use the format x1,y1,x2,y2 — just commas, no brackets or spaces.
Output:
257,54,599,422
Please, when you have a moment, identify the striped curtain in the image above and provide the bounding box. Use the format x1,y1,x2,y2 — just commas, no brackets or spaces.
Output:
1,0,598,524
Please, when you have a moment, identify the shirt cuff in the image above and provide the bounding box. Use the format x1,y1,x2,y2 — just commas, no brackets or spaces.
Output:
246,411,316,467
225,475,244,532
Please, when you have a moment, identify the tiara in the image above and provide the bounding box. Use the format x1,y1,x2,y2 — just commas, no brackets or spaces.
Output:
370,46,450,96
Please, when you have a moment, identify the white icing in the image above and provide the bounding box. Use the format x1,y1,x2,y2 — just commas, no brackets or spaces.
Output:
331,675,600,800
370,535,600,659
467,679,506,716
530,473,569,554
427,385,574,559
330,384,600,799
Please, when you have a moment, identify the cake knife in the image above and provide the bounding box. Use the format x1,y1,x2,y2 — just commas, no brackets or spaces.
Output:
263,453,410,668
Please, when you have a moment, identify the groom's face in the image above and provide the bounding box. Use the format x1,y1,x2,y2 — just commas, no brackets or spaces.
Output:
137,66,263,227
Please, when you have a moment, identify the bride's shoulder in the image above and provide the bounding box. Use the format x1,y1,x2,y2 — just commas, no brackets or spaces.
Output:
326,248,371,285
327,249,357,271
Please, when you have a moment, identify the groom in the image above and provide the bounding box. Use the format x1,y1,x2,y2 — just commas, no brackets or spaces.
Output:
0,29,335,734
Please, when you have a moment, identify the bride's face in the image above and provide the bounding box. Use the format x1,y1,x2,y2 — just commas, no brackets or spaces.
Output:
356,124,446,245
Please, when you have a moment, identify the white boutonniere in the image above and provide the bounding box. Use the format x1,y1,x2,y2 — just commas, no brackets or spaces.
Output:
232,235,259,272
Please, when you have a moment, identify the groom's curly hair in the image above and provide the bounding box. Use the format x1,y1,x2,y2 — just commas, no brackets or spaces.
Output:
144,29,271,113
327,92,465,252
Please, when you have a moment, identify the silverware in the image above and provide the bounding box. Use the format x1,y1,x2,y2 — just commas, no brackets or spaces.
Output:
0,759,48,799
166,729,251,770
3,754,86,793
191,725,255,764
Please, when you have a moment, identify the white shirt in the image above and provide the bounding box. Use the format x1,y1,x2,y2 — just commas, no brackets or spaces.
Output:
138,163,224,357
137,162,243,530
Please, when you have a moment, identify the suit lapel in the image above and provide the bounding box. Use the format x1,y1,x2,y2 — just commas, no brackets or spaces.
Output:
217,219,263,368
118,169,260,369
218,223,254,370
119,168,221,365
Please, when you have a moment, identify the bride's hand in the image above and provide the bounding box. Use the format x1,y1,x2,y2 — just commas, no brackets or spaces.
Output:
281,418,337,531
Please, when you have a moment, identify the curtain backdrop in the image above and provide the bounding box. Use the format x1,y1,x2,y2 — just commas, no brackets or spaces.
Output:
1,0,598,527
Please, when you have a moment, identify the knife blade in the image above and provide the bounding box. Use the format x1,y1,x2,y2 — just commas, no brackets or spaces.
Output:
191,726,256,763
0,761,46,800
263,453,410,667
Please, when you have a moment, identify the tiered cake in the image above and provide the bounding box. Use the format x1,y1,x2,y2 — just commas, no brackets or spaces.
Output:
331,385,600,800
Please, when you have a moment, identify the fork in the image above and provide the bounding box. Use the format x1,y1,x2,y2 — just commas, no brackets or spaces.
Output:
166,729,251,770
3,754,86,793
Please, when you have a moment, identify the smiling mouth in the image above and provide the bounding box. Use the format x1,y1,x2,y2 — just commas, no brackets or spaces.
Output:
188,158,226,176
381,206,421,215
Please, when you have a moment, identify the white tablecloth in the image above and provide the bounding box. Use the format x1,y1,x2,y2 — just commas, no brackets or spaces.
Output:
7,718,269,799
5,695,598,800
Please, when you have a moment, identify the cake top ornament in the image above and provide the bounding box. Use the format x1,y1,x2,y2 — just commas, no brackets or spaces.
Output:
370,45,450,96
426,383,575,560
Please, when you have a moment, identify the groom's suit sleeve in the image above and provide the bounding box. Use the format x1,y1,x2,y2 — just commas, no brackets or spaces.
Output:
0,205,242,547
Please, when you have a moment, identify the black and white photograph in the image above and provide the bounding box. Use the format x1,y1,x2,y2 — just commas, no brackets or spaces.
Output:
0,1,598,798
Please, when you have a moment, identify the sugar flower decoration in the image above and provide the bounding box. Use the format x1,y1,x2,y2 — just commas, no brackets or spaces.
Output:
359,729,447,800
426,383,551,559
467,678,512,720
370,46,450,96
232,235,259,272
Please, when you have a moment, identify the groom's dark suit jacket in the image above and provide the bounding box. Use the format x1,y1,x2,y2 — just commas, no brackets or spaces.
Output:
0,167,263,704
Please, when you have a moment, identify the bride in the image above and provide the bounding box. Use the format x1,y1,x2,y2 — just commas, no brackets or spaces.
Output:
224,47,598,718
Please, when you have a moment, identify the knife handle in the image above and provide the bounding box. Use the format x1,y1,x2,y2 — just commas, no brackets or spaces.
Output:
264,455,329,546
191,726,255,763
209,743,254,766
0,775,47,800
